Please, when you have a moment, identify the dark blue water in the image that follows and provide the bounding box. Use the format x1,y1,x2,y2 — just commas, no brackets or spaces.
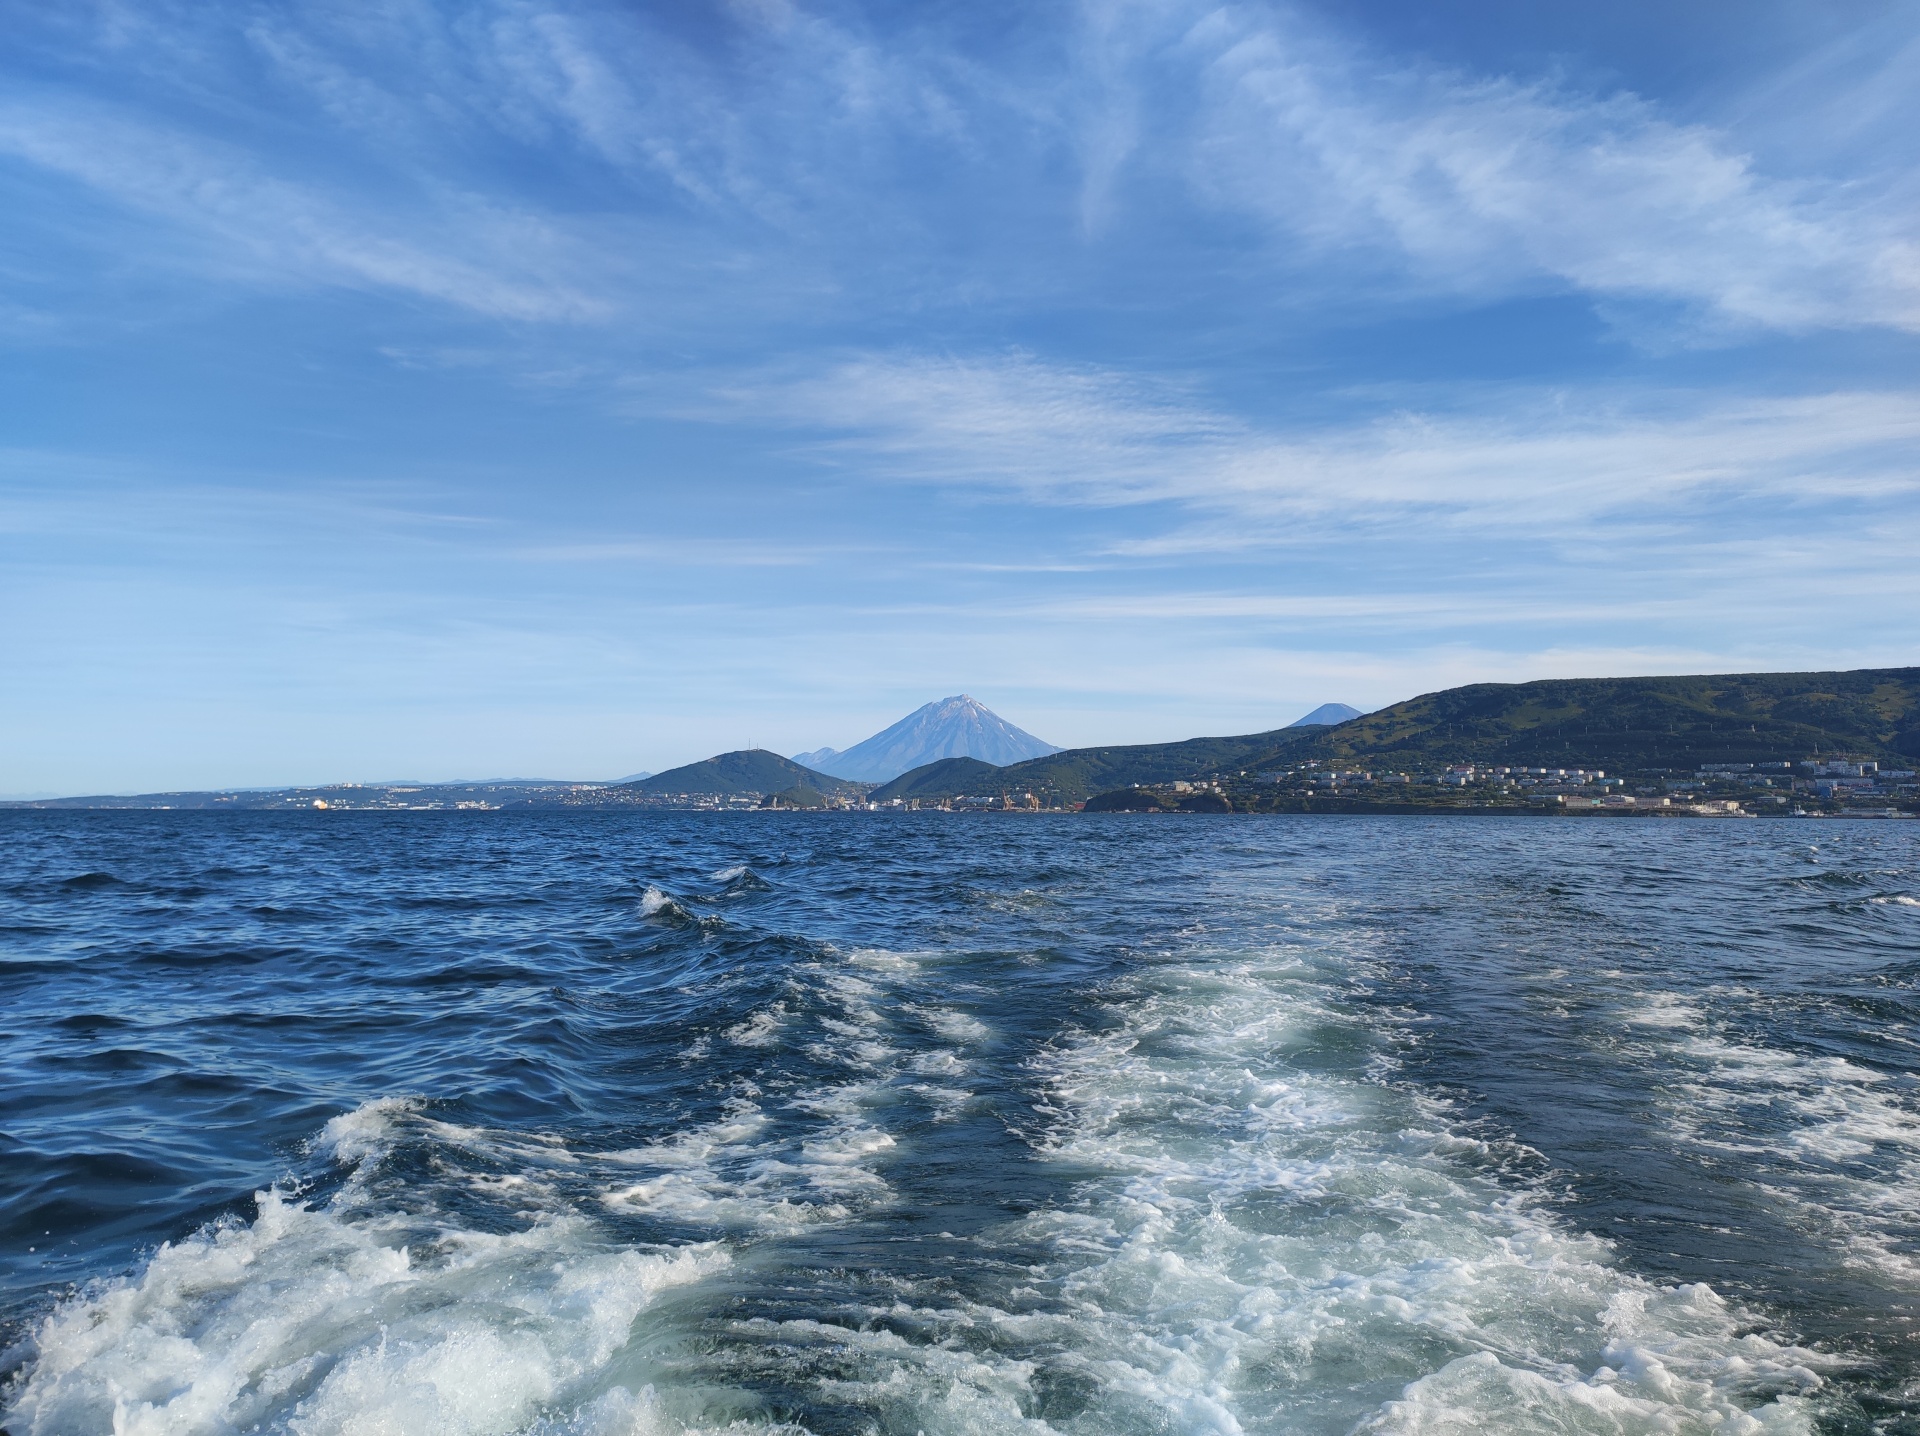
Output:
2,812,1917,1435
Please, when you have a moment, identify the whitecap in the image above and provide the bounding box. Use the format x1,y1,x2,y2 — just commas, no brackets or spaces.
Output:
311,1094,421,1170
637,886,689,920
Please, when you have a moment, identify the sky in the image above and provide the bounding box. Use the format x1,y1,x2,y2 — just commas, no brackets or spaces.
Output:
2,0,1917,794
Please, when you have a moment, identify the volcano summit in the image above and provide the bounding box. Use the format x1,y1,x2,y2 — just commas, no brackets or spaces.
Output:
793,695,1060,782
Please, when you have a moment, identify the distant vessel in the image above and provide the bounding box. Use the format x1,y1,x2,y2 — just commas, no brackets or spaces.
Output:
796,695,1059,782
1288,702,1364,727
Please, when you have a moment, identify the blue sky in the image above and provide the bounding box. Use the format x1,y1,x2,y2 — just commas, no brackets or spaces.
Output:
3,0,1917,793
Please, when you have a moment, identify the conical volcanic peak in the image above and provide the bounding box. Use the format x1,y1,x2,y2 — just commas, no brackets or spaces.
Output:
797,695,1060,782
1288,703,1364,727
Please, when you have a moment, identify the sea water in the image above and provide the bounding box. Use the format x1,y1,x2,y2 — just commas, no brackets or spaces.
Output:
1,811,1916,1435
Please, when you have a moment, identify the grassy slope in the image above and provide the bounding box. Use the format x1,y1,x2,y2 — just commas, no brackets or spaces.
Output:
1272,667,1920,773
869,757,1005,801
995,730,1319,799
881,729,1321,803
630,751,868,797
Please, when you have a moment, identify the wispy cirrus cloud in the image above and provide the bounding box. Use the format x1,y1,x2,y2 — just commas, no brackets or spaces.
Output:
0,98,608,320
714,352,1920,533
3,1,1916,333
1157,3,1920,332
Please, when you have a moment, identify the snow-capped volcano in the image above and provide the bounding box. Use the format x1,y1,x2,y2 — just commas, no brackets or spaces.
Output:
794,695,1059,782
1287,702,1364,727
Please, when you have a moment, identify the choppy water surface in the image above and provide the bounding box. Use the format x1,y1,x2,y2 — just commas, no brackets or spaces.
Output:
2,813,1917,1435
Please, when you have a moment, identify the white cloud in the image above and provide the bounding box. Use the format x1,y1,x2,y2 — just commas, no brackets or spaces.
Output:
718,352,1235,498
0,100,606,319
722,352,1920,534
7,1,1916,334
1160,2,1920,331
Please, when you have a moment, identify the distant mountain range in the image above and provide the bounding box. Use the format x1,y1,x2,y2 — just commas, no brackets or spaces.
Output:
14,669,1916,810
869,666,1920,803
793,695,1059,782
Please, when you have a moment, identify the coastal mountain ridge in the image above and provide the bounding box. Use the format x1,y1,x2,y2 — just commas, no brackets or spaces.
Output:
792,695,1059,782
872,666,1920,803
10,668,1916,809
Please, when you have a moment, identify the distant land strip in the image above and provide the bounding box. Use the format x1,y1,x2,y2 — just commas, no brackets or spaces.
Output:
8,666,1917,818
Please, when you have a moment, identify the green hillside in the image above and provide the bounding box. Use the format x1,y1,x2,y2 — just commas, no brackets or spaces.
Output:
882,728,1320,803
866,666,1920,803
997,730,1317,801
1273,667,1920,773
869,757,1004,801
630,750,867,797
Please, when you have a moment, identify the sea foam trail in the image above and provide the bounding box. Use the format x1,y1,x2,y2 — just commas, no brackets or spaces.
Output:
7,945,1835,1436
3,825,1875,1436
749,941,1833,1436
1,938,1004,1436
597,945,990,1233
1607,986,1920,1287
1027,948,1829,1434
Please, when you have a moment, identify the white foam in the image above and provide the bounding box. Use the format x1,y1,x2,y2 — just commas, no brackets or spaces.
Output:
920,1008,990,1045
846,946,928,972
637,887,687,919
997,947,1832,1434
5,1179,728,1436
600,1093,880,1232
1654,1027,1920,1280
312,1094,421,1170
906,1081,976,1121
600,943,1000,1237
31,919,1836,1434
800,1125,897,1167
750,1315,1054,1434
596,937,1838,1434
1624,994,1705,1030
723,1009,785,1048
7,930,1028,1435
1361,1343,1815,1435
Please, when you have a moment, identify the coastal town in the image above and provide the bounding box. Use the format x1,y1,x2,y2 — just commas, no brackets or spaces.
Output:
8,753,1916,818
555,753,1919,817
